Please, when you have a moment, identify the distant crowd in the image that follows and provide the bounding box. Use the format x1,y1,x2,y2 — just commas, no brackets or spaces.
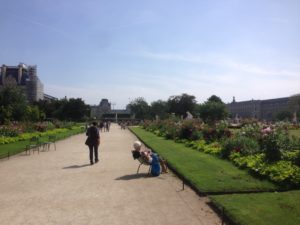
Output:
86,121,111,132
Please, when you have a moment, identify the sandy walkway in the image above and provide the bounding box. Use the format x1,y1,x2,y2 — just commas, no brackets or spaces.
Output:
0,124,222,225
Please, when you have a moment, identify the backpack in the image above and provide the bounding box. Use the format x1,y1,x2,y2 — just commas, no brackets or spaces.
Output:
150,154,161,176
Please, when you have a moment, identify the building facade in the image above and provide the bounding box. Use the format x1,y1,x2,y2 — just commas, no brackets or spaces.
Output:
0,63,44,102
227,96,290,121
90,99,131,121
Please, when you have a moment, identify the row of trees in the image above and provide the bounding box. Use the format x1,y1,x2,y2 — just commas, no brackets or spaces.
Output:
2,85,298,124
128,93,300,123
0,86,90,124
127,93,228,123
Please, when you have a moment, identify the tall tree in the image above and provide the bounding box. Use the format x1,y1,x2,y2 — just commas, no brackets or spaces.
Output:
207,95,223,103
198,95,228,124
150,100,168,119
128,97,150,119
0,86,28,123
35,98,90,121
63,98,90,121
167,93,197,117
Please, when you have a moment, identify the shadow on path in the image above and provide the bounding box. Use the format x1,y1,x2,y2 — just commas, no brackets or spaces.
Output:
115,173,154,180
63,164,90,169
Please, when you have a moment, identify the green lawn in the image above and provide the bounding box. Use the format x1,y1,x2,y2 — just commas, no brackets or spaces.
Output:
211,190,300,225
290,129,300,138
130,127,278,193
0,127,84,158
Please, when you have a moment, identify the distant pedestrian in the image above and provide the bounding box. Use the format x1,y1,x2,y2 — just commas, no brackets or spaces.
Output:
103,122,107,132
106,121,110,132
99,121,104,132
85,122,100,165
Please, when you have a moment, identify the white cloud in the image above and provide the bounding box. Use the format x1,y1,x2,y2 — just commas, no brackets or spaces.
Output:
141,51,300,79
45,51,300,107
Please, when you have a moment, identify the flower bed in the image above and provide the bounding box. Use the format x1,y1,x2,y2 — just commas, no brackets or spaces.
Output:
142,120,300,187
0,121,82,145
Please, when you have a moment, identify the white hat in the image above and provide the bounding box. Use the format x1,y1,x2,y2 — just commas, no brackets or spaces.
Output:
133,141,142,150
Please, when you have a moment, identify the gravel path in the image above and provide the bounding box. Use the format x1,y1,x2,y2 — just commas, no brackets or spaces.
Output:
0,124,222,225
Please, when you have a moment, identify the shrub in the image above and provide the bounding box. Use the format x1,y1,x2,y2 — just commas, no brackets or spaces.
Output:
260,131,282,162
190,130,203,141
0,126,20,137
238,123,262,141
202,124,231,143
178,120,202,140
260,161,300,186
282,150,300,166
203,142,222,155
221,136,260,159
202,126,218,143
230,153,265,171
196,140,207,151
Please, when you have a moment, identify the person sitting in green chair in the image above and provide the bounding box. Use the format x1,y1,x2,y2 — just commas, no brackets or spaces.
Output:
132,141,168,173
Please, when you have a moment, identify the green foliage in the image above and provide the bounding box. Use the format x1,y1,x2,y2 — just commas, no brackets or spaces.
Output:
127,97,150,119
0,86,27,123
238,123,262,141
196,140,207,151
207,95,223,103
0,126,81,145
282,150,300,165
261,131,282,162
131,127,277,193
0,126,20,137
276,110,293,121
221,136,260,158
198,141,222,155
141,119,300,187
25,105,42,121
211,191,300,225
230,153,300,186
230,153,265,170
167,93,197,117
178,120,202,140
34,98,90,121
0,126,84,157
259,161,300,186
197,95,228,124
150,100,168,119
0,121,79,145
201,123,231,143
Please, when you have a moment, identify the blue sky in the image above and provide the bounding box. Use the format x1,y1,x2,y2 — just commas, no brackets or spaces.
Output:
1,0,299,108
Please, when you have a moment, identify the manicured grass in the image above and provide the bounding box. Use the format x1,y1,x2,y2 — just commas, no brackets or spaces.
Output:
130,127,278,193
211,190,300,225
0,127,84,158
290,129,300,138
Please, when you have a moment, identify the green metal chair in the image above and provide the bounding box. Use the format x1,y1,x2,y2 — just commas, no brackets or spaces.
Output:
42,135,56,151
25,137,41,154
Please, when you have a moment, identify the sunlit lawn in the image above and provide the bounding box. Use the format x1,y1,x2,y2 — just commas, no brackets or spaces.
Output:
130,127,278,193
211,190,300,225
290,129,300,138
131,126,300,225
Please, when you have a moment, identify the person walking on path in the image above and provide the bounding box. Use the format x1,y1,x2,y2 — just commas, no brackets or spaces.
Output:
86,122,100,165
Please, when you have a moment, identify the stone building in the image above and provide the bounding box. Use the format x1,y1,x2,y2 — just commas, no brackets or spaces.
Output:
227,96,290,121
0,63,44,102
90,99,131,121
